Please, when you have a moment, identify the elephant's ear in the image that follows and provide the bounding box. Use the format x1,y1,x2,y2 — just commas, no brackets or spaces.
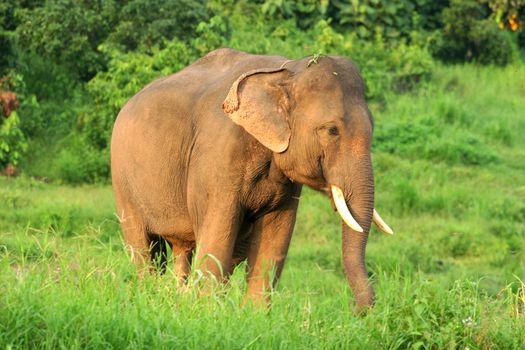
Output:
222,67,291,153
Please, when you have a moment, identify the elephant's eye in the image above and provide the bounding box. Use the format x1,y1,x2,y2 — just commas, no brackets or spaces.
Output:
328,126,339,136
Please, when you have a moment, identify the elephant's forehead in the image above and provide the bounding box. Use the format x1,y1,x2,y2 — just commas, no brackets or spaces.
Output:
296,66,341,89
294,71,364,104
294,79,364,116
298,56,364,87
292,89,345,124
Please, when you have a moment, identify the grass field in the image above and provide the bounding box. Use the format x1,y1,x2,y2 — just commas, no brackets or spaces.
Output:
1,64,524,349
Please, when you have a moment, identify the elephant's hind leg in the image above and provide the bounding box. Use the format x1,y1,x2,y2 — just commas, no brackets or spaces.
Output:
167,237,194,286
114,190,152,276
119,212,151,275
174,248,193,285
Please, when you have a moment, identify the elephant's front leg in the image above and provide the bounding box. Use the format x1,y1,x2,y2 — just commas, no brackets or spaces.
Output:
245,186,302,307
193,199,242,282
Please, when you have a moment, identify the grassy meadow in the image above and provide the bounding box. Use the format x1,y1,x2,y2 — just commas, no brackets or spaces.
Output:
1,64,525,349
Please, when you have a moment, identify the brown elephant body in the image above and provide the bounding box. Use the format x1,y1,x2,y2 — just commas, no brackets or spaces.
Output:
111,48,388,311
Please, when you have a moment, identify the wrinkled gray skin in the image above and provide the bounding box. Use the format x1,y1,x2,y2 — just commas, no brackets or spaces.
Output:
111,48,375,312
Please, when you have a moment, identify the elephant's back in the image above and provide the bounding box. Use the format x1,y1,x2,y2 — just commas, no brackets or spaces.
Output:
115,48,287,123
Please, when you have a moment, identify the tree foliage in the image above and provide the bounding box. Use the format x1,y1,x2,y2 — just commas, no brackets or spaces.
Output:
14,0,210,80
105,0,209,52
16,0,118,80
434,0,517,65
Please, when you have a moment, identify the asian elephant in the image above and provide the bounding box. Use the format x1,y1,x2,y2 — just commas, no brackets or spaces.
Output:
111,48,393,312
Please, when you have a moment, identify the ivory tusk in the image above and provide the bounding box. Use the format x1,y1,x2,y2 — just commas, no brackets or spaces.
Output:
373,209,394,235
330,185,364,233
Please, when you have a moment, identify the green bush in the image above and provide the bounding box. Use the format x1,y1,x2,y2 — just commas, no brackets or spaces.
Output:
0,0,26,75
56,139,109,184
104,0,210,52
15,0,212,80
260,0,330,29
15,0,118,80
13,52,83,137
333,0,444,42
258,0,447,41
352,38,434,99
0,30,14,76
0,111,27,168
434,0,517,65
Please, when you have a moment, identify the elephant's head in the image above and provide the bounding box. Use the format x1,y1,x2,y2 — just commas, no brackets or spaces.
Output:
222,55,393,312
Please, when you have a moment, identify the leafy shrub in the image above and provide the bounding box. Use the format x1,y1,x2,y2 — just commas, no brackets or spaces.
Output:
15,0,118,80
13,52,84,137
104,0,210,52
258,0,447,41
0,31,14,76
192,16,230,55
15,0,212,80
15,52,78,105
434,0,517,65
261,0,330,29
388,42,435,92
56,139,109,184
0,111,27,168
0,0,28,75
333,0,444,42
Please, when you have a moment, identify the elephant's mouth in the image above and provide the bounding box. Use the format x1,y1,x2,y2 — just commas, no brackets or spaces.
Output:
330,184,394,235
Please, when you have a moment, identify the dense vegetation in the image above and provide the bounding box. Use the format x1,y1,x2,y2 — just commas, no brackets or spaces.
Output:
1,0,524,348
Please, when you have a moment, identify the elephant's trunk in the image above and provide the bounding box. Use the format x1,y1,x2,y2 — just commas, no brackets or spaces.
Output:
342,221,374,312
331,156,375,313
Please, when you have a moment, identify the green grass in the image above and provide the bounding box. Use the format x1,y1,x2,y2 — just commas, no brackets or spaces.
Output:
1,64,525,349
